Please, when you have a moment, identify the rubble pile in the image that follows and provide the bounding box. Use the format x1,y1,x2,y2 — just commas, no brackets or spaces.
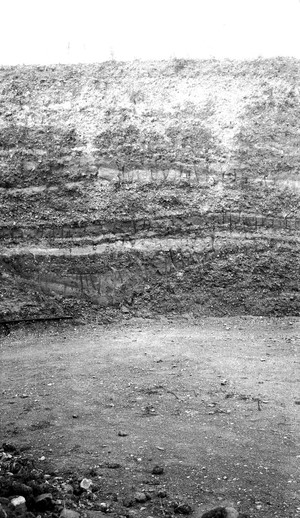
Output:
0,444,197,518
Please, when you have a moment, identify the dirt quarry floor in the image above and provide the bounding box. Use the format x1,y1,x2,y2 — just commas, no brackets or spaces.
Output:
1,316,300,518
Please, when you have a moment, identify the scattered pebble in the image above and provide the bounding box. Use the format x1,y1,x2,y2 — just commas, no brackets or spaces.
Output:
80,478,93,490
61,483,74,493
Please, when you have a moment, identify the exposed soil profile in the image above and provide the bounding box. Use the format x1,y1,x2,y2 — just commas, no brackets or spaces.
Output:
0,58,299,321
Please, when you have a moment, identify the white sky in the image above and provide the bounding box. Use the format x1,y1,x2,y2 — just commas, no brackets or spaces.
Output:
1,0,300,65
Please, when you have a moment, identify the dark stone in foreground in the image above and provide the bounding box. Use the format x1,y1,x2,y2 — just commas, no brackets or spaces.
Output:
174,503,193,515
123,496,134,508
106,462,121,469
2,444,19,454
200,508,249,518
152,465,164,475
11,483,33,498
201,509,228,518
34,493,54,512
134,492,147,503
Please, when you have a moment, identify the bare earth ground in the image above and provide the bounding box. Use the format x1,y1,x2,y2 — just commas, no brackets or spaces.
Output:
1,316,300,517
